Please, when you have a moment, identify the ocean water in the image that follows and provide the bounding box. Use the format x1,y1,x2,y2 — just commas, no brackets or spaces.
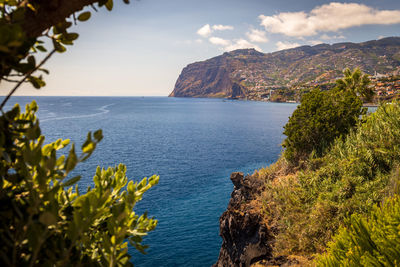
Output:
3,97,296,266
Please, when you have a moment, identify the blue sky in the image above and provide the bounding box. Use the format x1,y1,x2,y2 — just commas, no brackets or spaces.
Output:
3,0,400,96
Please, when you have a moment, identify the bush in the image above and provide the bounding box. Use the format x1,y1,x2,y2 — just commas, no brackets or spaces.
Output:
0,102,158,266
336,68,374,103
282,87,363,164
316,195,400,266
262,102,400,256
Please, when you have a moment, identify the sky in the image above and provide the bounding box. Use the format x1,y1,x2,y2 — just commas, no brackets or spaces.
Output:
2,0,400,96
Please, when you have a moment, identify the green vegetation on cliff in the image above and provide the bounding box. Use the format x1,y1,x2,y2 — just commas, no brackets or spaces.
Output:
282,87,363,164
317,194,400,266
282,68,370,165
257,98,400,264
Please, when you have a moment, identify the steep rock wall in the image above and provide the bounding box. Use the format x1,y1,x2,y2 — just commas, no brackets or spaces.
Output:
213,172,272,267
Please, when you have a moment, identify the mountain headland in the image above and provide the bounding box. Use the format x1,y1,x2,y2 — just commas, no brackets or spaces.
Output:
169,37,400,101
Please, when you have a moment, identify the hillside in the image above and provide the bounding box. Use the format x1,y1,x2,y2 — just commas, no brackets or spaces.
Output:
214,102,400,266
169,37,400,99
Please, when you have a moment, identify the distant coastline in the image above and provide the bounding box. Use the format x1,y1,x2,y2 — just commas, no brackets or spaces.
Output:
169,37,400,104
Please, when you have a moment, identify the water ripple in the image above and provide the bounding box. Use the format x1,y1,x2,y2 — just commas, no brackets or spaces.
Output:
40,103,114,122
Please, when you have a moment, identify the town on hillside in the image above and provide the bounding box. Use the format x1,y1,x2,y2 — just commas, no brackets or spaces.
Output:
244,66,400,103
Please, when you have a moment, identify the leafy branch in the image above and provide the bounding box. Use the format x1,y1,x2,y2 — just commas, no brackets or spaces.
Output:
0,49,56,110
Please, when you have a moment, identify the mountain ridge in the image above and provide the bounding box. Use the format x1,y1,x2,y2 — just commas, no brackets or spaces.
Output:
169,37,400,99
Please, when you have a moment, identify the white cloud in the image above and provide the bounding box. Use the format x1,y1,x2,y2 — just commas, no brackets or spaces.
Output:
197,24,234,37
378,35,385,40
320,34,331,40
276,41,301,50
259,2,400,38
309,40,323,45
209,37,231,46
320,33,345,40
246,29,269,43
207,37,261,52
212,24,234,31
225,39,261,52
197,24,212,37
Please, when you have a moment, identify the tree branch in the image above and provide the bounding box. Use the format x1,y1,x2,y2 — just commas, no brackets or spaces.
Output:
2,77,27,83
0,49,56,110
22,0,100,39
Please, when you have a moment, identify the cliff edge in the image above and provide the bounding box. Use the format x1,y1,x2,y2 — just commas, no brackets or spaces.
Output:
213,172,272,267
214,170,311,267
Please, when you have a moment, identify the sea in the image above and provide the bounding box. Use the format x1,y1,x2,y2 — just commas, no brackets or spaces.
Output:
3,96,297,267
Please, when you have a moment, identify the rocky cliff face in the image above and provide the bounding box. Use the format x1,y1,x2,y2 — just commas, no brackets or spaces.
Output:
213,172,312,267
169,37,400,99
169,50,258,98
213,172,272,267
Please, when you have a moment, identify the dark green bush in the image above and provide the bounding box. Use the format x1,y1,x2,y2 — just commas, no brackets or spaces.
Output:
282,87,363,164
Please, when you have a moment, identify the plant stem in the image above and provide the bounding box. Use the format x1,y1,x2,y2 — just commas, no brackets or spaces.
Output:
0,49,56,110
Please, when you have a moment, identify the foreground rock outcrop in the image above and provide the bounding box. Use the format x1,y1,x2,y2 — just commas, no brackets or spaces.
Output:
213,171,311,267
213,172,272,267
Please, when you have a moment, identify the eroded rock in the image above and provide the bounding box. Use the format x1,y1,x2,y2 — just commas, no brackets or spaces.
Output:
213,173,272,267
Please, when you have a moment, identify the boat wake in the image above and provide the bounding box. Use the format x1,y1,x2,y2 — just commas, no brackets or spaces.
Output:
40,103,114,122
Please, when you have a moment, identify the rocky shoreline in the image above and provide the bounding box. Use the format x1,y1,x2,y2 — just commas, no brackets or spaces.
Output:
213,172,311,267
213,172,272,267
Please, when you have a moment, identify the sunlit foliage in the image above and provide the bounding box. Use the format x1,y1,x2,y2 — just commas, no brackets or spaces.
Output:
317,195,400,266
0,102,159,266
336,68,375,103
260,102,400,257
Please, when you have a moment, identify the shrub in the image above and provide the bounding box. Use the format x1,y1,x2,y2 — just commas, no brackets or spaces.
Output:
262,102,400,256
0,102,159,266
316,194,400,266
336,68,374,103
282,87,363,164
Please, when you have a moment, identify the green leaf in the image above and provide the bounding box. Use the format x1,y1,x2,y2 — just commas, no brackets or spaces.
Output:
39,212,57,226
78,12,91,22
63,175,81,187
27,55,36,68
52,39,66,53
105,0,113,11
28,76,46,89
65,144,78,172
93,129,103,141
65,33,79,41
82,142,94,153
38,68,49,75
36,45,47,52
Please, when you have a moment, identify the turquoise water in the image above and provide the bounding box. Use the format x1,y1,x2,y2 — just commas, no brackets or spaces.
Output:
4,97,296,266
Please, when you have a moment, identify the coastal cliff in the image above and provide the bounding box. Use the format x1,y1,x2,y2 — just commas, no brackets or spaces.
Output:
214,102,400,267
213,172,272,267
169,37,400,100
169,49,259,98
214,170,310,267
